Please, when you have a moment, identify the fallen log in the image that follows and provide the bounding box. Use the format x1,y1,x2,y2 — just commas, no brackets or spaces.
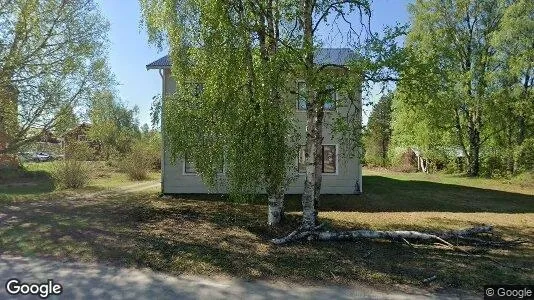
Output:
271,225,493,245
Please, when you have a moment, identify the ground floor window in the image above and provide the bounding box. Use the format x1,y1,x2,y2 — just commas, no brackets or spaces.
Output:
183,154,224,175
298,144,337,174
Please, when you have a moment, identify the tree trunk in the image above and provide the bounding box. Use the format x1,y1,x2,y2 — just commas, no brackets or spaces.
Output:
313,106,324,224
467,117,481,177
0,75,18,154
302,98,322,228
300,0,321,229
267,185,284,226
272,225,494,245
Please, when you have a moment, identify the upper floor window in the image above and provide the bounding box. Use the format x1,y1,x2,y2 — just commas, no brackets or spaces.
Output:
184,82,204,98
296,81,337,111
297,81,307,110
324,85,337,111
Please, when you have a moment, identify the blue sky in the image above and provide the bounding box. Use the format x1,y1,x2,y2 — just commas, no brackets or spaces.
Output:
98,0,411,127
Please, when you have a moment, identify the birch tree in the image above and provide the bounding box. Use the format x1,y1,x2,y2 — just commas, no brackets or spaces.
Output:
0,0,111,154
396,0,510,176
140,0,295,225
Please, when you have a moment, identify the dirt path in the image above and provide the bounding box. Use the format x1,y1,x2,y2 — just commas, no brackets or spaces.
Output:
114,180,160,193
0,255,471,300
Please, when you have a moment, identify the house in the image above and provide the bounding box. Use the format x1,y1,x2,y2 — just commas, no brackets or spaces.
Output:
62,123,92,144
62,123,101,158
147,48,362,194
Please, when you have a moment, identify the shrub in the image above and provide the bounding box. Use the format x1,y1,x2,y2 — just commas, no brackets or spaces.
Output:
481,154,507,178
65,141,95,161
52,160,89,189
516,138,534,172
390,148,418,173
120,142,153,181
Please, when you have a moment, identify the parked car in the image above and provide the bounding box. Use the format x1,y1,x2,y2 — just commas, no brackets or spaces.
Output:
32,152,52,162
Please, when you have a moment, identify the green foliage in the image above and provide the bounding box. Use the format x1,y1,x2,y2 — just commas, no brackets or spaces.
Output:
0,0,112,153
88,91,140,159
391,0,534,176
516,139,534,172
140,0,297,196
65,141,95,161
52,160,90,189
481,154,507,179
53,105,79,136
364,94,392,167
120,141,155,181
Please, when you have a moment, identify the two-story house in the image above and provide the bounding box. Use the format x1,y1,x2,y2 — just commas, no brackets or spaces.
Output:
147,48,362,195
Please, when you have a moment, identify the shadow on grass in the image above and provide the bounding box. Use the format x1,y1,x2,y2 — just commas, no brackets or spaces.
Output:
0,167,55,195
0,191,532,293
168,174,534,213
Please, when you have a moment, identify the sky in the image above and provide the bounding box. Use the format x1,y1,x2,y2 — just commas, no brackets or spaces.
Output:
98,0,412,127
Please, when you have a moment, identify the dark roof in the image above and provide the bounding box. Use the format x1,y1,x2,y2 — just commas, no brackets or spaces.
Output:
146,48,354,70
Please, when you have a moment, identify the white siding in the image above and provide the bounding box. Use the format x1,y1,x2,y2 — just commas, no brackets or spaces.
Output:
161,69,362,195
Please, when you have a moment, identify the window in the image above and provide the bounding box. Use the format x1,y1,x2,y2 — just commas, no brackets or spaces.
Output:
298,146,306,173
184,82,204,97
324,85,336,111
322,145,337,173
183,154,224,175
297,81,307,110
296,81,336,111
184,155,197,174
297,145,337,174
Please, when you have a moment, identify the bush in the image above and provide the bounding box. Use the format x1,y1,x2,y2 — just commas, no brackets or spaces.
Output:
516,138,534,172
52,160,89,189
390,148,418,173
65,141,95,161
120,142,154,181
481,154,507,178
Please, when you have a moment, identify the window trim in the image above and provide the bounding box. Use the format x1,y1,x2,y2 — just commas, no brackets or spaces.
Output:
297,144,339,175
183,156,197,176
296,80,307,111
321,144,339,175
182,155,225,176
295,80,338,112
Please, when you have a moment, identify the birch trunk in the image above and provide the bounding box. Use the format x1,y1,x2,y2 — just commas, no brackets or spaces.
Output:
267,185,284,226
0,74,18,154
272,225,494,245
300,0,323,229
262,0,286,226
302,99,322,228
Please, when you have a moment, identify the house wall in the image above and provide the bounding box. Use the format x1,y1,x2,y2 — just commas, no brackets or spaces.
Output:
161,69,362,194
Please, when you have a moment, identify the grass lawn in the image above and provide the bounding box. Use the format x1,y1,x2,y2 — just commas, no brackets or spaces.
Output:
0,161,159,198
0,167,532,295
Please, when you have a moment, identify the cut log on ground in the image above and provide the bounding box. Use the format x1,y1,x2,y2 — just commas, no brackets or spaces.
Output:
271,225,495,246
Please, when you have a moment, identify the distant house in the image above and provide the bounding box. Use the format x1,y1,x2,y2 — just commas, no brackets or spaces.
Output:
62,123,101,157
63,123,91,144
147,48,363,195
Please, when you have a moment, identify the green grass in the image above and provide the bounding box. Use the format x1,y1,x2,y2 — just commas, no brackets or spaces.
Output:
0,161,160,198
0,167,532,295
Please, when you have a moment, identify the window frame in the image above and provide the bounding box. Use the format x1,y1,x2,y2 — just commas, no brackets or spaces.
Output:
183,155,197,175
297,144,339,175
182,154,225,176
296,80,307,111
295,80,338,112
321,144,338,175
